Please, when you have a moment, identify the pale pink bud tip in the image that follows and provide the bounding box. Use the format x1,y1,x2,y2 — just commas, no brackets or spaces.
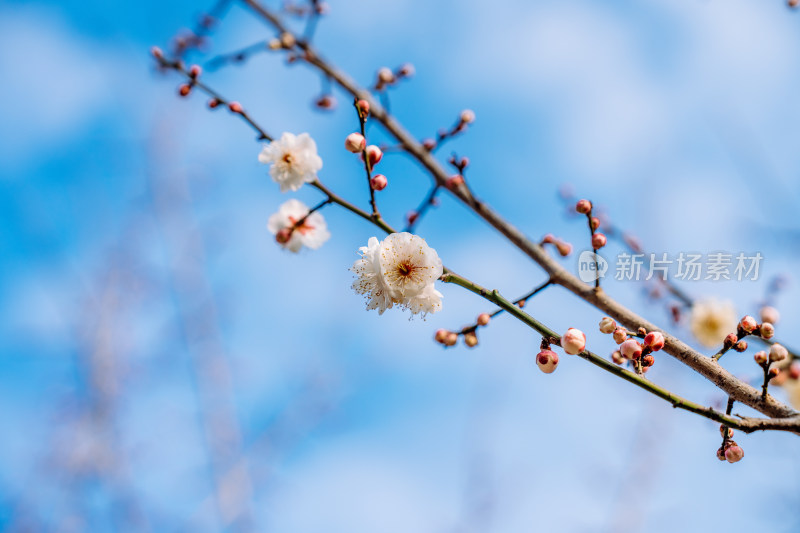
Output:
398,63,415,77
345,132,366,153
189,65,202,78
739,315,758,333
434,329,449,344
725,444,744,463
370,174,388,191
620,339,643,360
365,145,383,166
275,228,292,244
356,99,370,116
769,343,788,363
753,351,768,365
575,199,592,214
446,174,465,188
590,217,600,231
556,241,572,257
561,328,586,355
644,331,665,351
151,46,163,59
591,233,607,249
178,84,192,97
599,317,616,334
460,109,475,124
445,332,458,346
612,327,628,345
760,306,780,325
477,313,491,326
759,322,775,340
536,349,559,374
228,101,243,113
377,67,394,84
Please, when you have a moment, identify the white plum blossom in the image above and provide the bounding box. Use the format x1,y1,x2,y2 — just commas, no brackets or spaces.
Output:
351,232,443,316
267,199,330,253
258,132,323,192
689,299,737,348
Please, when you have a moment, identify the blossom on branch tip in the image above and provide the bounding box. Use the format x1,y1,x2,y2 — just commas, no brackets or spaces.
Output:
644,331,665,351
599,317,616,334
561,328,586,355
769,343,788,363
370,174,388,191
760,322,775,339
345,132,366,153
575,199,592,214
689,299,737,348
267,199,331,253
536,349,559,374
351,232,443,317
258,132,323,192
620,339,643,360
365,145,383,166
477,313,491,326
738,315,757,333
460,109,475,124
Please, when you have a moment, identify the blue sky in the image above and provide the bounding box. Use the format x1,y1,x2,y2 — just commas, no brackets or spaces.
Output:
1,0,800,531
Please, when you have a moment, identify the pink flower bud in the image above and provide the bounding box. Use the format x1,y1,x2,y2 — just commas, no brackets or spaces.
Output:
769,343,788,363
228,101,243,113
644,331,665,351
716,447,726,461
370,174,388,191
398,63,415,78
555,241,573,257
178,84,192,97
575,199,592,214
356,99,370,117
590,217,600,231
725,444,744,463
591,233,607,249
733,341,747,353
739,315,758,333
189,64,202,78
377,67,395,84
620,339,643,360
536,349,559,374
723,333,738,348
477,313,491,326
612,328,628,345
422,138,436,151
208,98,220,109
446,174,465,188
151,46,164,59
464,332,478,348
754,351,768,365
316,94,336,110
769,367,781,379
611,351,625,365
460,109,475,124
599,317,616,334
642,354,655,367
759,322,775,340
406,211,418,226
790,362,800,380
561,328,586,355
435,329,449,344
345,132,366,153
760,306,780,325
445,332,458,347
275,227,292,244
365,145,383,166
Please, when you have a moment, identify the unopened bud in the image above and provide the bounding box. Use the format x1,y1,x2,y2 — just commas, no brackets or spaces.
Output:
370,174,388,191
345,132,366,153
178,84,192,97
768,367,780,379
365,145,383,166
790,0,800,8
445,332,458,347
575,199,592,214
754,351,768,365
406,211,418,226
464,332,478,348
397,63,415,78
769,343,788,363
541,234,555,244
759,322,775,340
561,328,586,355
555,241,573,257
151,46,164,59
760,306,780,325
275,227,292,244
716,447,726,461
422,138,436,151
723,333,738,348
356,99,370,117
208,98,220,109
590,217,600,231
644,331,665,351
642,354,655,367
434,329,449,344
316,94,336,110
460,109,475,124
620,339,643,360
188,64,202,78
599,317,616,334
280,32,296,48
725,444,744,463
720,425,734,439
613,328,628,345
536,349,559,374
446,174,465,188
739,315,758,333
477,313,491,326
228,101,243,113
733,341,747,353
591,233,607,249
377,67,395,85
791,362,800,380
611,351,625,365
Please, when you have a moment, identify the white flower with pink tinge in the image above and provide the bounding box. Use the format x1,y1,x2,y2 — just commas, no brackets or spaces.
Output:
351,232,443,316
267,199,330,253
258,132,323,192
689,299,737,348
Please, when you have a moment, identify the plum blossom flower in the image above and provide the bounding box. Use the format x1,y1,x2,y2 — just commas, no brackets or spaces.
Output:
267,199,330,253
689,299,737,348
351,232,443,316
258,132,323,192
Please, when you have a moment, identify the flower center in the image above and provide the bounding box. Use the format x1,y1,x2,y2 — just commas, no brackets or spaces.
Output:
282,152,294,165
287,216,314,235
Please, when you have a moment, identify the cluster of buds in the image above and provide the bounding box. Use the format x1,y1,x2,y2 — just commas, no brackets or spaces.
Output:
174,63,203,97
754,342,788,399
422,109,477,152
344,130,386,191
600,317,663,373
716,439,744,464
721,315,777,356
540,234,573,257
575,199,606,250
267,31,297,50
374,63,415,91
448,154,469,174
434,312,492,349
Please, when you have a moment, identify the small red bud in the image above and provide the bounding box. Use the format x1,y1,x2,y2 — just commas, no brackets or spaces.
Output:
739,315,758,333
477,313,491,326
406,211,419,226
228,101,243,113
733,341,747,353
790,362,800,380
397,63,415,78
365,145,383,166
754,351,768,365
275,227,293,244
768,367,780,379
356,99,370,117
725,443,744,463
445,332,458,347
612,328,628,345
642,354,655,367
590,217,600,231
555,241,573,257
178,84,192,97
720,425,734,438
151,46,164,59
591,233,607,249
208,98,220,109
435,329,449,344
188,64,202,78
315,94,336,110
723,333,738,348
422,138,436,151
620,339,643,360
644,331,665,351
370,174,388,191
611,351,625,365
575,199,592,214
446,174,465,188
